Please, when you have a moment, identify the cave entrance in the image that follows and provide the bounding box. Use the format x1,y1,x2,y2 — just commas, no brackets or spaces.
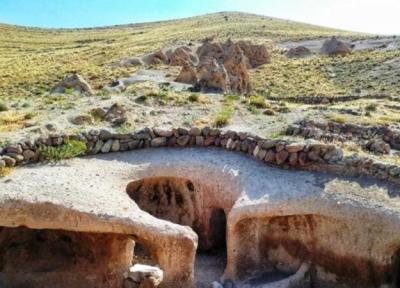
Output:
393,249,400,288
0,226,134,288
126,177,228,287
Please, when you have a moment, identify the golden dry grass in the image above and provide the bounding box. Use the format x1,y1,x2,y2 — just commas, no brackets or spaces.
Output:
0,12,366,101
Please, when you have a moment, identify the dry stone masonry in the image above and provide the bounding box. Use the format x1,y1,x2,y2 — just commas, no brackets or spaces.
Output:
2,126,400,184
288,119,400,154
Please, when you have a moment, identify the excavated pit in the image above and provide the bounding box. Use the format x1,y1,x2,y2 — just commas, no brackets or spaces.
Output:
1,148,400,287
127,177,229,287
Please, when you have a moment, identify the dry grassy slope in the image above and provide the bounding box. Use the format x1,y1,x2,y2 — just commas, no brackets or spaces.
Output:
0,12,367,100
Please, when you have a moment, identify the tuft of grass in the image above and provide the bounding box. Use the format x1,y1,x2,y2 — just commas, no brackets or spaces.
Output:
327,112,348,124
38,140,87,162
188,93,210,104
224,94,241,102
0,112,28,132
183,113,199,126
265,129,286,139
213,106,233,127
64,87,75,95
114,123,132,133
24,111,37,120
0,167,14,178
247,95,271,109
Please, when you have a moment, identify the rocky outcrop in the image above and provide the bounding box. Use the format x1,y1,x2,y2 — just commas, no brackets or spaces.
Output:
166,46,198,66
175,63,198,84
284,46,312,58
320,36,351,56
197,59,231,93
52,73,94,95
116,40,270,95
175,40,258,94
237,40,271,67
222,41,251,94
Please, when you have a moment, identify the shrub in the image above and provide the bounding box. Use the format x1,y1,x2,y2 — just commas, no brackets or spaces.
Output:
39,140,87,162
365,103,378,112
0,167,13,178
0,102,8,112
248,95,270,109
188,93,199,102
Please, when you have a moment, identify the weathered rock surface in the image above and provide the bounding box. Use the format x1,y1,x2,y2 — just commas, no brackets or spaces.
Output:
197,58,231,93
52,73,94,95
120,40,270,95
237,40,271,67
166,46,198,66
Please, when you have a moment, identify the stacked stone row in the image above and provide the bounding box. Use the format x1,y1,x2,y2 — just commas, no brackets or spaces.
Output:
1,126,400,182
288,120,400,151
267,94,397,105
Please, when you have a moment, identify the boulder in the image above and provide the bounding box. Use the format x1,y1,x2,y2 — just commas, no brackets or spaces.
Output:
125,264,163,287
52,73,94,95
104,103,128,126
320,37,351,56
70,114,94,125
368,140,391,154
103,80,126,94
285,46,312,58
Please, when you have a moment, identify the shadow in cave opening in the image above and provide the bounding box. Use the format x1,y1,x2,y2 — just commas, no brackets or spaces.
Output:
393,249,400,288
126,177,229,288
194,208,227,288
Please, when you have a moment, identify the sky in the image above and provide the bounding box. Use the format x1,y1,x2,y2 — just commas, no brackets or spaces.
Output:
0,0,399,35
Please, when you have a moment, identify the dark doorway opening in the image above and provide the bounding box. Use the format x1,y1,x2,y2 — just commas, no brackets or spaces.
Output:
393,249,400,288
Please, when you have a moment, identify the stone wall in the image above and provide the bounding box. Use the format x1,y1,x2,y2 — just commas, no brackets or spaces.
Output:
2,126,400,183
288,120,400,153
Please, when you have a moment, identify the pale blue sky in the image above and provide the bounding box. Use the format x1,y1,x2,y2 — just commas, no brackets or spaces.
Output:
0,0,399,34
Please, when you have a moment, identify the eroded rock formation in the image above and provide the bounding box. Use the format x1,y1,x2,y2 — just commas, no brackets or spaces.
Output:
176,63,198,84
113,39,270,95
52,73,94,95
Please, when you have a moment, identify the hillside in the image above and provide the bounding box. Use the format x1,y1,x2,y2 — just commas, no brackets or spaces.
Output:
0,12,367,100
1,11,400,168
